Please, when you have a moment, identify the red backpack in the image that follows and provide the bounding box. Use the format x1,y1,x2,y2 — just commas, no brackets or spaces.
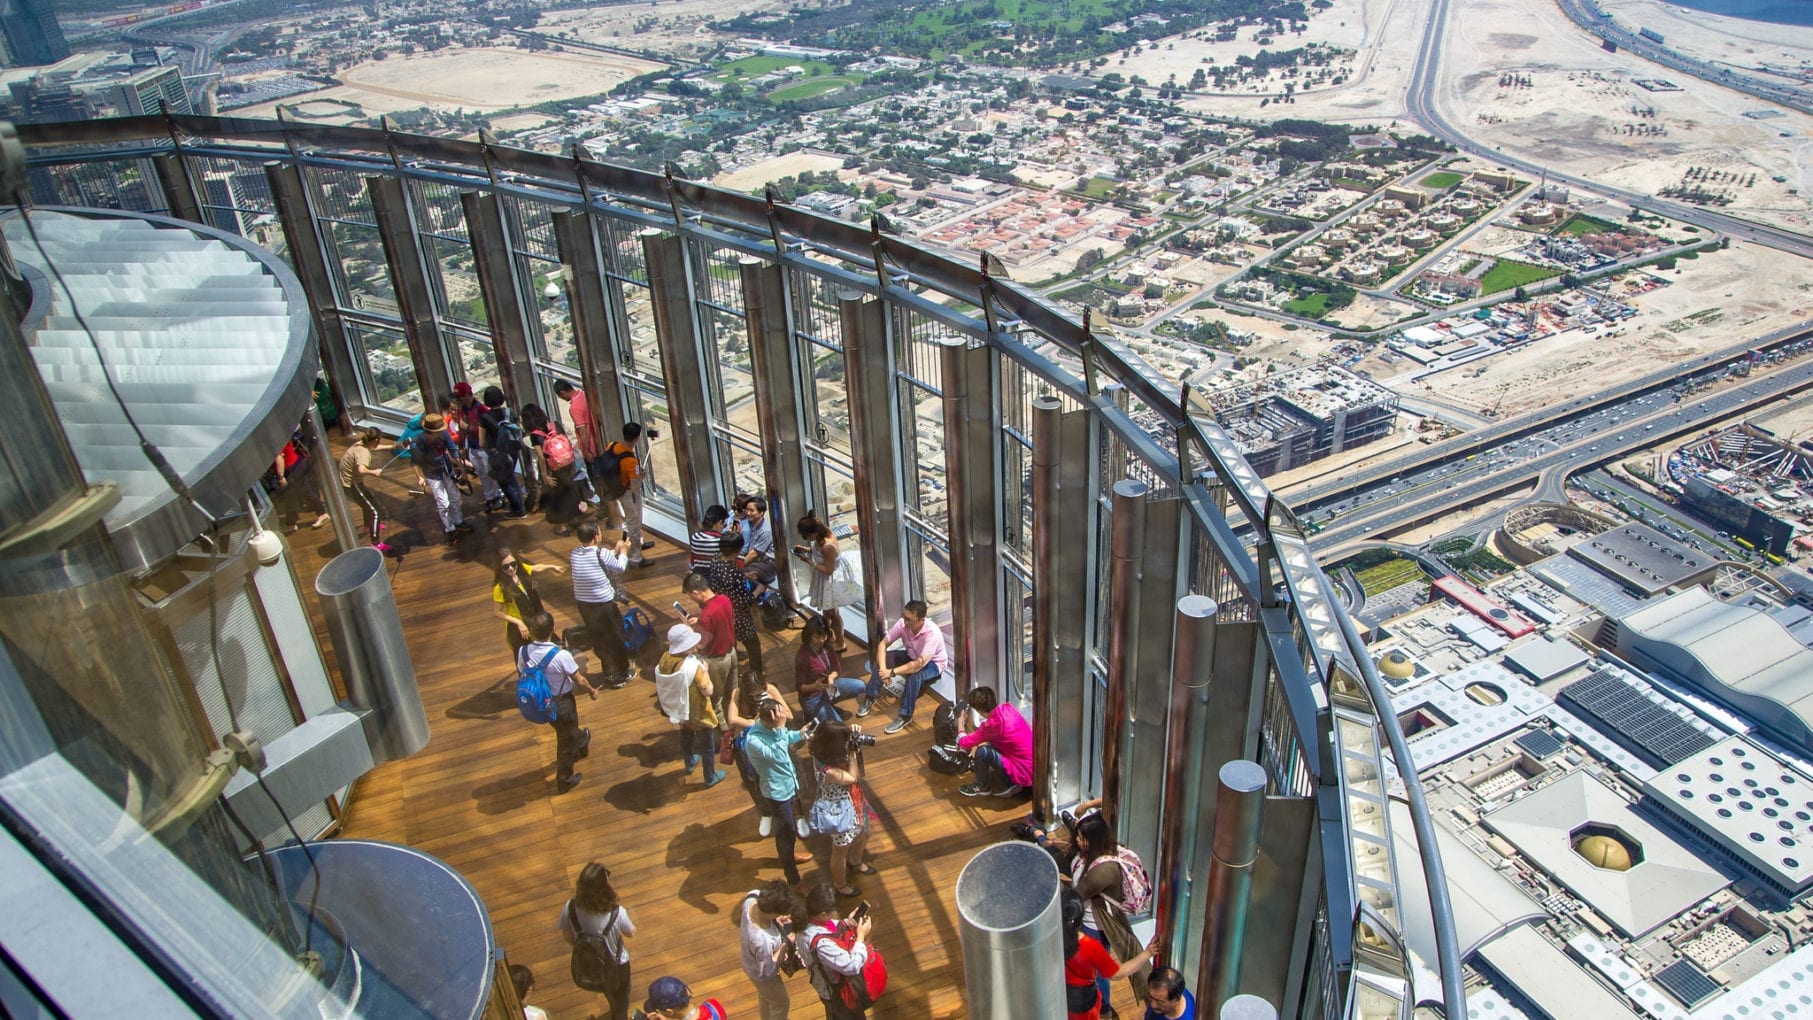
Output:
810,923,887,1010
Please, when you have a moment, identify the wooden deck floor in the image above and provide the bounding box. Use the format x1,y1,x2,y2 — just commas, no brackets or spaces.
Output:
292,463,1052,1019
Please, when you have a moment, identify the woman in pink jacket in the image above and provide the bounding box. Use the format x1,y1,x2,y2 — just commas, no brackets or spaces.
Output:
956,685,1034,798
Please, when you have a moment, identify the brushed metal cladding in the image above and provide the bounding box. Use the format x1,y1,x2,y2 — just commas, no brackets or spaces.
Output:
3,208,314,572
956,841,1066,1018
315,546,428,762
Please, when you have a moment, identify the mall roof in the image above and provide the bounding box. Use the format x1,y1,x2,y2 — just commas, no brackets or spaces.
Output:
1640,735,1813,893
1482,771,1729,937
1569,523,1711,596
1620,588,1813,752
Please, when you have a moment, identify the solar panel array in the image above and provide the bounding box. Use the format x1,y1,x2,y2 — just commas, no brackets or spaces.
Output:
1655,959,1721,1010
1514,729,1566,760
1558,669,1717,767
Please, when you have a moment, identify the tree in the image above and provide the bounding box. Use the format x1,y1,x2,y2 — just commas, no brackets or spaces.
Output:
911,175,930,191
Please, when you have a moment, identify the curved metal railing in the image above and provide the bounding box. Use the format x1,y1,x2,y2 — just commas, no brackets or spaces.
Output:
16,113,1463,1017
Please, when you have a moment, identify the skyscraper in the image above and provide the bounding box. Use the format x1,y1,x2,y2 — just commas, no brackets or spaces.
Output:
0,0,68,67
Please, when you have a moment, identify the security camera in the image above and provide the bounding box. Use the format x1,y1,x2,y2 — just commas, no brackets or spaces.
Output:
249,528,284,567
543,280,561,302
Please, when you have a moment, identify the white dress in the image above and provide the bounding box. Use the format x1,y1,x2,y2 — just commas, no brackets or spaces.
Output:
808,542,861,611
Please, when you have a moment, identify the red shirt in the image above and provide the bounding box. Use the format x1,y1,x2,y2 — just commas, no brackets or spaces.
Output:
696,594,736,657
1065,935,1116,1020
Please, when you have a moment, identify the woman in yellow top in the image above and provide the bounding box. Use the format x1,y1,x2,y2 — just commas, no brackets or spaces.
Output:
656,624,727,789
492,548,565,656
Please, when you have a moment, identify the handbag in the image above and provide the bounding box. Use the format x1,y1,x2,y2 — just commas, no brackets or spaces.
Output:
718,726,743,766
808,794,858,835
1065,981,1100,1013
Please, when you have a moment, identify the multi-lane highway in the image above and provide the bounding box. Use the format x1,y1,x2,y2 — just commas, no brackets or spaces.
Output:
1304,356,1813,556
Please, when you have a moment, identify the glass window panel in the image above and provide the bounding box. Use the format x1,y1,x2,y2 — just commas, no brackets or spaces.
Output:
598,216,648,284
901,380,947,530
192,155,286,258
516,253,572,367
428,236,485,328
620,281,659,375
349,322,420,415
624,384,680,506
506,195,558,259
409,179,468,241
322,220,395,314
29,159,164,213
905,529,953,626
451,328,500,397
717,436,768,504
704,305,756,434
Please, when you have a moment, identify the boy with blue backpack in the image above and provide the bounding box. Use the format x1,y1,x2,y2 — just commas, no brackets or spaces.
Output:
516,610,597,794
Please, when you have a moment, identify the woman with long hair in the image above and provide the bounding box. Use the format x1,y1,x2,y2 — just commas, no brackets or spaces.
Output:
558,861,636,1020
1069,812,1150,1017
807,719,874,898
1060,889,1155,1020
491,547,564,656
521,401,586,534
726,668,795,840
792,510,859,653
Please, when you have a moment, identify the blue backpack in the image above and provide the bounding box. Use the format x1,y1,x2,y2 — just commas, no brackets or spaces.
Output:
621,607,655,654
516,645,563,724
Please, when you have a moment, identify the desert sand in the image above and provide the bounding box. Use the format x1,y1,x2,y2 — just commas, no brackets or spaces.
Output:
337,48,665,110
714,151,849,193
1434,0,1813,231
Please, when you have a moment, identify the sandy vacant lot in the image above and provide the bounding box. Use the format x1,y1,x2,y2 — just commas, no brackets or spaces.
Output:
1404,241,1813,417
335,48,665,110
1435,0,1813,231
713,151,848,193
542,0,790,62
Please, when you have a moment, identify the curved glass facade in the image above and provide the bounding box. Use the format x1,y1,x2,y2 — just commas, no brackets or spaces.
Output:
14,113,1461,1018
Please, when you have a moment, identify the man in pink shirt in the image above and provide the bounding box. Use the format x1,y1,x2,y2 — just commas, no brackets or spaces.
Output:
876,599,950,735
554,380,600,462
956,685,1032,798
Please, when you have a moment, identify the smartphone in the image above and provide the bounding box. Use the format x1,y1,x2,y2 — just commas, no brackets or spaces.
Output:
852,901,870,922
672,600,686,615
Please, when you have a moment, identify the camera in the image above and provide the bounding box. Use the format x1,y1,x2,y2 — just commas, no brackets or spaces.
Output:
848,730,878,750
646,427,660,439
776,933,806,977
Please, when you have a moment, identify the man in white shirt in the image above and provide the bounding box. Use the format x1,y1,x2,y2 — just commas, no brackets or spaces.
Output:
568,520,636,688
519,611,596,793
801,882,874,1020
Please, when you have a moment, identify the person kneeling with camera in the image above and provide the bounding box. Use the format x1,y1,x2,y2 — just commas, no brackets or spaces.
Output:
808,720,876,897
956,685,1033,799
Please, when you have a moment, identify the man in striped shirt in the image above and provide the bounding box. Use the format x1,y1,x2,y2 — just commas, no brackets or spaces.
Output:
690,504,731,573
569,520,636,688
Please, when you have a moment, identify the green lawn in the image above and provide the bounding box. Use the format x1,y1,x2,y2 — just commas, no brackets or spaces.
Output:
1283,292,1332,317
711,55,836,81
1075,176,1117,199
768,76,859,102
1355,557,1427,596
1478,258,1562,295
1419,171,1464,189
1557,213,1619,237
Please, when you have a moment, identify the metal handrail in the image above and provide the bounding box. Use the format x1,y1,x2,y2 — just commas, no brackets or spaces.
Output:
17,113,1465,1014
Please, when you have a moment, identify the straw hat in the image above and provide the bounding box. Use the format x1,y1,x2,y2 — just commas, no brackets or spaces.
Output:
421,413,447,433
665,624,702,656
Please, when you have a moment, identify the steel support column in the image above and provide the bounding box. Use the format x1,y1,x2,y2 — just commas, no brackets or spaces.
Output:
552,210,625,444
152,153,201,225
937,335,1002,698
461,190,535,409
307,406,357,554
1032,396,1096,818
1121,491,1183,874
1202,760,1268,1014
739,258,807,603
1157,594,1218,965
1101,479,1145,835
640,228,718,525
266,163,360,423
840,290,906,646
366,175,453,405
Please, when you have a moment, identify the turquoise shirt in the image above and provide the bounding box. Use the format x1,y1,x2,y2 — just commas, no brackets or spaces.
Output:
743,723,803,800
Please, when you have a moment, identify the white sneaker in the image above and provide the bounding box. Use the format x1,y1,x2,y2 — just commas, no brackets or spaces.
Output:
759,815,773,838
796,816,811,839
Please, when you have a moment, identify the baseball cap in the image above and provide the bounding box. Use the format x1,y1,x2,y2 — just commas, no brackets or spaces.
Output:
453,381,474,397
643,976,690,1011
